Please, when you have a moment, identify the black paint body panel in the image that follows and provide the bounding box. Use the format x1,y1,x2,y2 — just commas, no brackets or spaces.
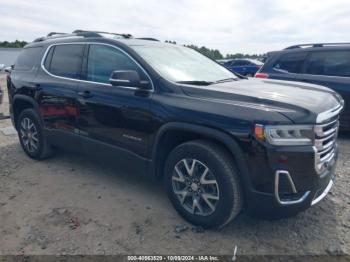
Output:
7,37,342,217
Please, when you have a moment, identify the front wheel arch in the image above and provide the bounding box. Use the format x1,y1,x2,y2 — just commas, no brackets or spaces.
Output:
151,122,252,194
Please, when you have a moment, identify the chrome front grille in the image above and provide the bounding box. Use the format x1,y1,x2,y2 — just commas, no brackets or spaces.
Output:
314,117,339,174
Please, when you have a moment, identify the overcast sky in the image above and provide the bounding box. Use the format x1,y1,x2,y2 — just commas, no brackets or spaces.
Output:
0,0,349,55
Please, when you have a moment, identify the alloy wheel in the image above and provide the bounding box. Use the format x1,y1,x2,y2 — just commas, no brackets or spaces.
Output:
172,159,220,216
20,117,39,153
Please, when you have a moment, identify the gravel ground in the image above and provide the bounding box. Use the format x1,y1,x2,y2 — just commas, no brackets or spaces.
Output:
0,74,349,256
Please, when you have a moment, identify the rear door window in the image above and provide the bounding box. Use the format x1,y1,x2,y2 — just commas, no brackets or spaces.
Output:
15,47,43,71
305,51,350,77
46,44,84,79
272,52,307,74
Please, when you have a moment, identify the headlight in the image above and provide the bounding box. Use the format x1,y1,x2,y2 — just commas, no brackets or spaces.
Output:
256,124,314,146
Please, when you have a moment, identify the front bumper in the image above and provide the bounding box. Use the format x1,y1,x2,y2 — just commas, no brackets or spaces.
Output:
311,178,333,206
245,145,337,218
246,179,335,219
241,103,342,218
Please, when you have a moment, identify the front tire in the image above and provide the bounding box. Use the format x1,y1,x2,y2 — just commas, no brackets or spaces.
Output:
164,140,243,228
17,108,54,160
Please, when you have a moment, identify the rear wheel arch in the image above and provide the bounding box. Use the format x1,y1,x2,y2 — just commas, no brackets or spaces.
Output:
12,95,40,129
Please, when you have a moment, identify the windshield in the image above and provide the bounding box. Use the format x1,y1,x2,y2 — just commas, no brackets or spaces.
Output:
132,45,238,83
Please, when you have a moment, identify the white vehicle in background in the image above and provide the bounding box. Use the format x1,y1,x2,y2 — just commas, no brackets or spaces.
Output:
0,64,5,72
216,59,232,65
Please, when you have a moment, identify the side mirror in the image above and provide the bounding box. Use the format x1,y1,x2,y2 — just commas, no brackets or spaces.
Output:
109,70,150,89
4,66,12,74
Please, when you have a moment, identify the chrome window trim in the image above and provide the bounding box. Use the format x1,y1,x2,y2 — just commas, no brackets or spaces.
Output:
40,42,155,92
301,73,350,79
277,71,350,79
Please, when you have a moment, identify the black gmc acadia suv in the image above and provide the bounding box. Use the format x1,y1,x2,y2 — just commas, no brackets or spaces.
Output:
6,31,344,228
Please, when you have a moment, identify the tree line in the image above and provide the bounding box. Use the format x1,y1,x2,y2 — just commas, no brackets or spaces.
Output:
166,41,264,60
0,40,28,48
0,39,264,60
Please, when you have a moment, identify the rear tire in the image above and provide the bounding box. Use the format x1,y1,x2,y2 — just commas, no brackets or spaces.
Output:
164,140,243,228
17,108,54,160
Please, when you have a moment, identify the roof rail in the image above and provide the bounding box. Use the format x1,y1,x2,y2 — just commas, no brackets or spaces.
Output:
72,30,133,39
135,37,160,41
33,30,142,43
284,43,350,50
33,32,79,42
47,32,66,37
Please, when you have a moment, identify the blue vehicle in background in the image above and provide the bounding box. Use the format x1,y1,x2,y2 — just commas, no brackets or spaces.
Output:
221,58,263,77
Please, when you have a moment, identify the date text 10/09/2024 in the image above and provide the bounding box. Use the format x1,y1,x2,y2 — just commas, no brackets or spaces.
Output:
127,256,222,261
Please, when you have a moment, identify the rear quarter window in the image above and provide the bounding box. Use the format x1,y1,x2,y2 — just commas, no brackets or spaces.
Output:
14,47,43,71
305,50,350,77
44,44,84,79
272,52,307,74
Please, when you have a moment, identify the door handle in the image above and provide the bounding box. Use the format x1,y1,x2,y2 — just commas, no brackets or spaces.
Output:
78,90,93,98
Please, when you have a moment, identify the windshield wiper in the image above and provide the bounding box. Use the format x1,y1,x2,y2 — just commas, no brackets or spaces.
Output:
212,78,239,84
176,78,239,86
176,80,213,86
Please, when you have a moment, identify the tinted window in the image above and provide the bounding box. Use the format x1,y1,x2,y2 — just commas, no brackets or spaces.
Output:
305,51,350,77
273,52,307,73
15,47,42,71
86,44,145,84
223,60,233,66
48,44,84,79
44,47,54,69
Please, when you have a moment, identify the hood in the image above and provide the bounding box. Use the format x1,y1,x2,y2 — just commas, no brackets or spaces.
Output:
180,78,344,124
